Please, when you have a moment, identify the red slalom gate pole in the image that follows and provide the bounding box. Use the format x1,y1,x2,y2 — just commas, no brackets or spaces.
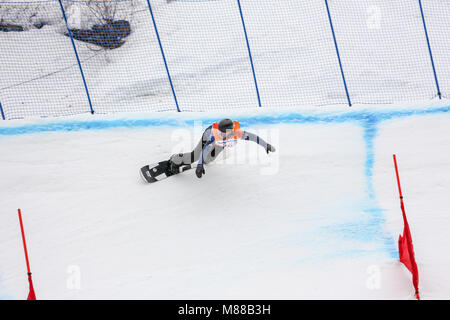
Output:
393,155,420,300
18,209,36,300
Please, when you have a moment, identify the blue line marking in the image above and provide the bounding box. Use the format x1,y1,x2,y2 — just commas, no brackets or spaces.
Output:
361,115,380,199
1,105,449,136
0,274,13,300
361,117,399,259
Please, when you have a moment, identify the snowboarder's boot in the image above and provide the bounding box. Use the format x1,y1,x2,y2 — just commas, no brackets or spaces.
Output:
167,159,181,175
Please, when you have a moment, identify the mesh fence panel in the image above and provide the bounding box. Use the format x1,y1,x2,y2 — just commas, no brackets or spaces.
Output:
328,0,438,104
0,0,449,119
240,0,349,107
421,0,450,99
150,0,258,111
0,0,91,119
65,0,177,114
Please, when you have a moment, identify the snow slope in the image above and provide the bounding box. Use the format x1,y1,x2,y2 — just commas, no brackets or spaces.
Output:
1,105,449,299
1,0,450,300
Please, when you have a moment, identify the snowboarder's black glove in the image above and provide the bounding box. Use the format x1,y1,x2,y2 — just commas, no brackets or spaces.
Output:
266,144,276,154
196,166,205,178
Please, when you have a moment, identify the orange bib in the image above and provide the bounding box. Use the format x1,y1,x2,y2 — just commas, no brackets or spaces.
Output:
212,121,242,147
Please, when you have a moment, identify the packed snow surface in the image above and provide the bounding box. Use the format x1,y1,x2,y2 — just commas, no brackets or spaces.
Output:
1,106,449,299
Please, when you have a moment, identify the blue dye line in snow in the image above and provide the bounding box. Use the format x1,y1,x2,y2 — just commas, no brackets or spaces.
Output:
365,207,398,259
322,204,398,260
361,117,380,199
0,105,449,136
361,117,397,259
0,292,12,300
0,275,13,300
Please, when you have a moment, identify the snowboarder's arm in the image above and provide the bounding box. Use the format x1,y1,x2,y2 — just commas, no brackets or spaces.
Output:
241,131,276,153
196,138,215,178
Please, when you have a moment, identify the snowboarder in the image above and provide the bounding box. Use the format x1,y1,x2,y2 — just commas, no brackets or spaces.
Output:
140,118,276,183
170,118,275,178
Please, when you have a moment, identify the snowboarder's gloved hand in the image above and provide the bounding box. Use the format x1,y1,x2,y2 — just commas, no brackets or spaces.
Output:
196,165,205,178
266,144,276,154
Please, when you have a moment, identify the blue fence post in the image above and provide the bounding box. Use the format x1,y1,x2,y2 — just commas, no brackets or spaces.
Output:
236,0,262,107
0,102,5,120
58,0,95,114
324,0,351,107
418,0,441,99
145,0,180,112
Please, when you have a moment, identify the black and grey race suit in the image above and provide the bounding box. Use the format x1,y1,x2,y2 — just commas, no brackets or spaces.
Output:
169,125,270,168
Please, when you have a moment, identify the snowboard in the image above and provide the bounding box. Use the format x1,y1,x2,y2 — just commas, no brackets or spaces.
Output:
140,160,192,183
